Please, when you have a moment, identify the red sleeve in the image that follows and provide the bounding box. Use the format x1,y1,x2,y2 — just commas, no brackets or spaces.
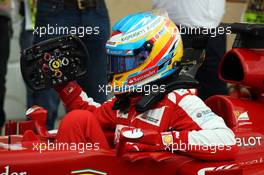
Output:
55,82,117,129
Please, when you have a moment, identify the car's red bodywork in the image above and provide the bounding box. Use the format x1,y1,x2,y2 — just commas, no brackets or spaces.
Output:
0,47,264,175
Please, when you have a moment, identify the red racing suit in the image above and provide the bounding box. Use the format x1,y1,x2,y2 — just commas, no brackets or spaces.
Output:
55,82,237,160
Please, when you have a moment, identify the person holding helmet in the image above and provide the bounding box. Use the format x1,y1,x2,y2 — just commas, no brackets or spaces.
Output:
54,11,237,160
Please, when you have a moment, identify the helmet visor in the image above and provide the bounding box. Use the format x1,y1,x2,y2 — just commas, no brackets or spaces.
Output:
108,50,148,74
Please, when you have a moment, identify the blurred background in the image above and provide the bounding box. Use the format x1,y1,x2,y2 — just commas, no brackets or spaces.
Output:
4,0,248,121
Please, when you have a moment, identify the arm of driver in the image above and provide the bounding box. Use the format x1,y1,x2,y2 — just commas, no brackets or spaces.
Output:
171,128,238,160
55,81,117,129
171,94,238,160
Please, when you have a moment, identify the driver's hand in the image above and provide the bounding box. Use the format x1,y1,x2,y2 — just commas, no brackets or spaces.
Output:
116,127,175,156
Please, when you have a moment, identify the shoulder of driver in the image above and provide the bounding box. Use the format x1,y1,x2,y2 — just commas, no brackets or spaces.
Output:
165,89,197,105
165,89,224,126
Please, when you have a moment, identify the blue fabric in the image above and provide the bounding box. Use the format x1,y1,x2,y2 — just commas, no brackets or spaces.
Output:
30,0,110,130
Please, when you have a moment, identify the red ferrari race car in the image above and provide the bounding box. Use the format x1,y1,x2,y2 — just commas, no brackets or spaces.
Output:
0,23,264,175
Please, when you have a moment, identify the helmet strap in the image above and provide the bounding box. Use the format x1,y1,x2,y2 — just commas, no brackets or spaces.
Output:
135,73,199,113
112,93,131,113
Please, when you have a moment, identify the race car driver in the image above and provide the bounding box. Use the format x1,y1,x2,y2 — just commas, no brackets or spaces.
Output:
54,11,237,160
